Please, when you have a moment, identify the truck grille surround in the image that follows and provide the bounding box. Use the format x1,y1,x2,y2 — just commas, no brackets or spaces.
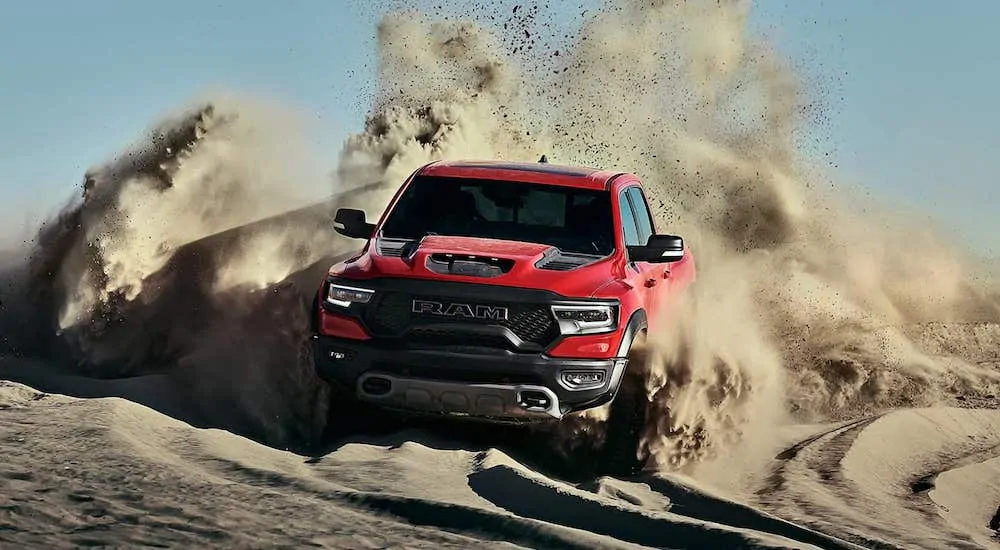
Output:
362,290,561,349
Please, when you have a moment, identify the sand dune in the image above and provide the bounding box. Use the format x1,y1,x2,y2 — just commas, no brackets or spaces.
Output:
3,367,998,548
0,375,839,549
755,408,1000,549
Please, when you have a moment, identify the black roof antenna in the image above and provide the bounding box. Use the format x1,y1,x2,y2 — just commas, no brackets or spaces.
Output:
538,155,548,163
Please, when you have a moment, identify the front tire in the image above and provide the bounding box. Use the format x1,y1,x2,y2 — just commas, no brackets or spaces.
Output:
310,295,399,444
596,331,651,476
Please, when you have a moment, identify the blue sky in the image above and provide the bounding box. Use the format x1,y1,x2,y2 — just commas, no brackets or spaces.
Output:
1,1,997,256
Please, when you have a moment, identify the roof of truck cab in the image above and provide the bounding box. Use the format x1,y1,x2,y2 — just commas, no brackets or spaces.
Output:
416,159,632,191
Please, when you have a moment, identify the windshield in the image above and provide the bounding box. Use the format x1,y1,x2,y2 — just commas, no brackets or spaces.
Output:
379,175,615,256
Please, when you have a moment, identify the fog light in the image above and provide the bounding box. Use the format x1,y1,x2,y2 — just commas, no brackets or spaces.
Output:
560,371,606,390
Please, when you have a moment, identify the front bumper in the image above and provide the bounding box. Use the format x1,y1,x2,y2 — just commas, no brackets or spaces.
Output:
313,334,628,422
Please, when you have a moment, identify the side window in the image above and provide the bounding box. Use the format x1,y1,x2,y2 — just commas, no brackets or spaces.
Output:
617,190,641,246
626,187,654,244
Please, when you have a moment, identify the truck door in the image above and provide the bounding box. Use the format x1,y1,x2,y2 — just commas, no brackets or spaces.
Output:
617,186,664,329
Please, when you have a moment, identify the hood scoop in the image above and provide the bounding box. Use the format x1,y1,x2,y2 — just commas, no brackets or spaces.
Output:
533,248,601,271
425,253,515,278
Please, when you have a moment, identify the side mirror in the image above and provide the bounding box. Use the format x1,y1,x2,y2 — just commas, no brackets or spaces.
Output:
627,234,685,263
334,208,376,240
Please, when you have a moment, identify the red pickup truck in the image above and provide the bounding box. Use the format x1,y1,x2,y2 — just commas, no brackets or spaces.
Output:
311,157,696,474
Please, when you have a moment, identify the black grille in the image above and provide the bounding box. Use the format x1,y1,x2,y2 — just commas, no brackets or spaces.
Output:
363,291,560,348
364,292,410,333
408,327,511,349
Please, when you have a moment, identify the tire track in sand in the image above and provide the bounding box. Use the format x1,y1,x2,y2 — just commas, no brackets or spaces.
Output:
753,410,1000,550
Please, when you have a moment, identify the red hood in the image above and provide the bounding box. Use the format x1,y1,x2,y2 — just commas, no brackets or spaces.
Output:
330,235,624,298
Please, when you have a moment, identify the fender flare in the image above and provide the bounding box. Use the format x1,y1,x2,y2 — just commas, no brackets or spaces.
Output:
605,308,648,399
310,292,321,334
615,308,648,358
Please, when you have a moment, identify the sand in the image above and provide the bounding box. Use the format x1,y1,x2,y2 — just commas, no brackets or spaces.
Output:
2,362,997,549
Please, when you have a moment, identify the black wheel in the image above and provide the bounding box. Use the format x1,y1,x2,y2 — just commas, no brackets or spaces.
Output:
596,331,651,477
321,381,361,440
310,295,402,444
320,379,403,442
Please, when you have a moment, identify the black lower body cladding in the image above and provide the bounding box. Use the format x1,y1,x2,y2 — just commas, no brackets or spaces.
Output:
312,334,626,421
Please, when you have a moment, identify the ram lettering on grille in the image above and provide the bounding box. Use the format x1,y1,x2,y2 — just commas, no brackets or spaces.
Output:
411,299,509,321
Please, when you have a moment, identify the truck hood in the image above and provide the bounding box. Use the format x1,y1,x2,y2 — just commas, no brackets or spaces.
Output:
329,235,621,298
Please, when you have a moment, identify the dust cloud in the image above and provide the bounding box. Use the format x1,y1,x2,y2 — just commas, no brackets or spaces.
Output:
338,0,1000,476
0,95,362,449
2,0,998,474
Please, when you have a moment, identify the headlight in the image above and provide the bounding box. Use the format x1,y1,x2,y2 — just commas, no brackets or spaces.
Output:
326,282,374,308
551,304,617,335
